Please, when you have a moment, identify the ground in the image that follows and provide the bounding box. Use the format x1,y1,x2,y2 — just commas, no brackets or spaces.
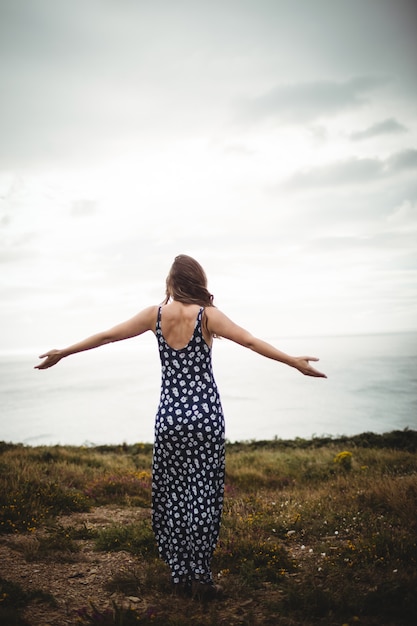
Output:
1,507,151,625
1,506,277,626
2,503,411,625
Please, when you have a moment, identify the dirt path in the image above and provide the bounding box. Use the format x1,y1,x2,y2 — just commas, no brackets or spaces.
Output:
1,507,157,625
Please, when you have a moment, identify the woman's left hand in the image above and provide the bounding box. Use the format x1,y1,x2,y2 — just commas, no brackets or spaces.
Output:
294,356,327,378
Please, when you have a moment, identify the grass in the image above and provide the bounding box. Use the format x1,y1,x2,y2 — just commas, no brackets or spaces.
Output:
94,519,158,556
1,430,417,625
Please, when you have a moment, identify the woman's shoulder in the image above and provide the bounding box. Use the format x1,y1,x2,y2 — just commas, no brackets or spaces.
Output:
136,304,160,328
203,306,224,319
203,306,245,339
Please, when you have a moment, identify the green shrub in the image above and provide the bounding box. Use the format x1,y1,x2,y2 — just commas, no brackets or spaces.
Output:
94,521,158,557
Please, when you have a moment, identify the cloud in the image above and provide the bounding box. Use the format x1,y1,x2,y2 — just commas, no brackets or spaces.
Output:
351,118,408,141
237,76,388,125
280,148,417,191
386,199,417,232
387,149,417,173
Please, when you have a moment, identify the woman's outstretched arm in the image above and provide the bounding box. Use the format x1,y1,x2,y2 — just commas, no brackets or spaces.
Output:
205,308,327,378
35,305,157,370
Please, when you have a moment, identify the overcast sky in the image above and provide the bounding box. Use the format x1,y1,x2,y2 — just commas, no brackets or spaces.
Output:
1,0,417,353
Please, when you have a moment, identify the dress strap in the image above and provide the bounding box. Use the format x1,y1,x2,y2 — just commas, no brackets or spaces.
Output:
196,307,205,337
156,305,162,330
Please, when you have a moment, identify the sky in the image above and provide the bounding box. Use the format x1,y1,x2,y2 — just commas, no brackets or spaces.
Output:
1,0,417,354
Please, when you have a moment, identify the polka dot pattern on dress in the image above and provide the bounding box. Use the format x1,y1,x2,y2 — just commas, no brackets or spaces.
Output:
152,306,225,585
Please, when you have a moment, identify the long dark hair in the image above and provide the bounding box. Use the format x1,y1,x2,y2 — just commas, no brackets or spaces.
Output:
164,255,214,307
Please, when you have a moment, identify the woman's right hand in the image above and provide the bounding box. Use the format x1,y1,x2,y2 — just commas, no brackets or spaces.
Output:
34,349,64,370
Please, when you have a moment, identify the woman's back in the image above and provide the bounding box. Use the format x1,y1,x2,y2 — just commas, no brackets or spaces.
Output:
158,302,212,349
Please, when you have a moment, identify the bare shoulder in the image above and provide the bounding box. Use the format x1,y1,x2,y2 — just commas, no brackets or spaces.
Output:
205,307,235,323
204,307,226,322
141,304,160,329
130,304,159,322
109,305,160,341
205,307,249,341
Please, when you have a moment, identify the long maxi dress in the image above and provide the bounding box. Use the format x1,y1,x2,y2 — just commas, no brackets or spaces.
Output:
152,306,225,585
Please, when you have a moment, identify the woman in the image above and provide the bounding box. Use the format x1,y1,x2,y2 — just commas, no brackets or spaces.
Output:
36,254,326,598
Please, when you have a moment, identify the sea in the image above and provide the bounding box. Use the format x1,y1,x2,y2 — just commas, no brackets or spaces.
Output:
1,332,416,446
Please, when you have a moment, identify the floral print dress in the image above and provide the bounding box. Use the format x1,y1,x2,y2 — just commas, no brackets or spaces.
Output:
152,306,225,585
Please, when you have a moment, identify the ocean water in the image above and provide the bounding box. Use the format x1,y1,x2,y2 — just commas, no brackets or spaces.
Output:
1,332,416,446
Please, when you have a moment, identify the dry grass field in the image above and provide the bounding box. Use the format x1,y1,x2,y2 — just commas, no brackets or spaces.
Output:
1,430,416,625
